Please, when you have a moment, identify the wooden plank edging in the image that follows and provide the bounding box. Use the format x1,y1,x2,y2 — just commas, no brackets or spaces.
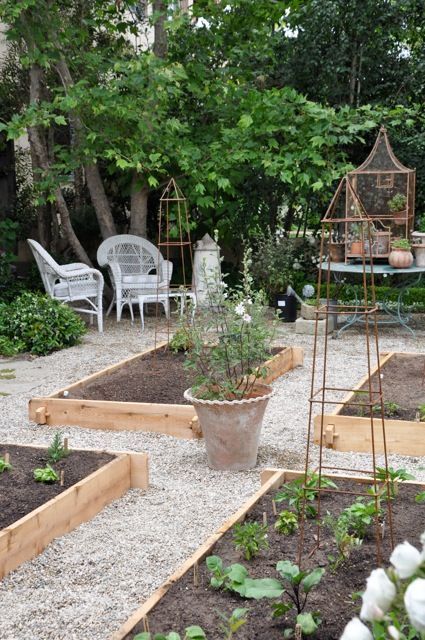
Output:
0,444,148,580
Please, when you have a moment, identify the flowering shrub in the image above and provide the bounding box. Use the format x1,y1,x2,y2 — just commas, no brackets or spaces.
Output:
0,292,86,356
340,532,425,639
251,229,319,300
182,251,276,401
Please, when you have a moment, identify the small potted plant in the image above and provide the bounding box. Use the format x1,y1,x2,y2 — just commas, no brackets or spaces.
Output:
182,254,276,471
411,216,425,267
348,222,364,256
388,193,408,226
388,238,414,269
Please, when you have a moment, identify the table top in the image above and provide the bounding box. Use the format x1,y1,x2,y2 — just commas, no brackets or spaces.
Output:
322,261,425,275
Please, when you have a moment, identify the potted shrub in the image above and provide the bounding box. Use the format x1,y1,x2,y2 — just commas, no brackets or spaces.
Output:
182,257,276,471
388,238,414,269
388,193,408,226
411,216,425,267
348,222,364,256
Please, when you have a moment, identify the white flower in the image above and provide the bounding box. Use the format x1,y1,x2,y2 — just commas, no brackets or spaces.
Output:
244,298,252,306
234,302,245,316
293,262,301,270
390,541,423,579
340,617,373,640
242,313,252,323
405,578,425,632
360,568,396,621
388,626,400,640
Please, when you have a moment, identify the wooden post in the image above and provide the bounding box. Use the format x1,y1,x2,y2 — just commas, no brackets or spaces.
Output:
4,452,9,465
60,470,65,486
64,437,69,452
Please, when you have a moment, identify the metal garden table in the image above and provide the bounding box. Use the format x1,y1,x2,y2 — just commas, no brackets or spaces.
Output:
323,261,425,337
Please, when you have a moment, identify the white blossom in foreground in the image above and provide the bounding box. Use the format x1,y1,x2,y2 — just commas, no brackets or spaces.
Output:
360,568,396,621
340,617,373,640
242,313,252,324
390,541,423,579
388,625,400,640
234,302,245,316
404,578,425,632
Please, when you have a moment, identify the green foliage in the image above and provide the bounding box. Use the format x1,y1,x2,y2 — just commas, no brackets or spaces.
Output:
391,238,411,250
388,193,407,212
274,510,298,535
418,404,425,422
415,491,425,504
375,467,415,499
319,284,425,313
0,335,26,356
217,608,248,639
0,292,86,355
232,521,269,560
206,556,283,599
47,432,69,463
33,464,59,484
169,328,193,353
372,401,400,418
0,456,12,473
134,627,206,640
275,473,338,519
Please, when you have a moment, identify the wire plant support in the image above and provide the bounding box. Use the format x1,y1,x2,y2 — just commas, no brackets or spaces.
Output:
297,176,395,567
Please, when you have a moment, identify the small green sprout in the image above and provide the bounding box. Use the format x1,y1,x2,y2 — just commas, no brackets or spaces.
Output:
0,456,12,473
232,521,268,560
134,627,206,640
376,466,415,499
217,608,248,639
415,491,425,504
33,464,59,484
47,431,69,463
275,473,338,519
274,510,298,535
372,401,400,417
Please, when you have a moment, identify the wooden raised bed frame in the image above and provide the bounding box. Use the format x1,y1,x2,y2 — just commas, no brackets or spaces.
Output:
29,344,303,439
313,351,425,456
0,444,148,580
110,467,425,640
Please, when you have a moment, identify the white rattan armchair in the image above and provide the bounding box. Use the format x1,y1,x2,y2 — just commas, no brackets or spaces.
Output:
27,239,104,332
96,234,173,322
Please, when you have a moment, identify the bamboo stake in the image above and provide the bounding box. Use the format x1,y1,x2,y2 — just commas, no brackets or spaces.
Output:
143,616,150,633
60,470,65,486
4,452,9,464
263,511,267,526
64,437,69,452
272,499,277,516
193,561,199,587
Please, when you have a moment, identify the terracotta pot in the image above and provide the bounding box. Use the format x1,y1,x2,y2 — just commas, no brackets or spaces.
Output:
393,210,407,226
329,243,345,262
183,383,273,470
350,241,363,255
388,248,414,269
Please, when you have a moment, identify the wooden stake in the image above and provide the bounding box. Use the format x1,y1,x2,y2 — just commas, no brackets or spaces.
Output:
263,511,267,526
143,616,150,633
64,437,69,452
60,470,65,486
272,499,277,516
295,623,303,640
193,561,199,587
4,452,9,465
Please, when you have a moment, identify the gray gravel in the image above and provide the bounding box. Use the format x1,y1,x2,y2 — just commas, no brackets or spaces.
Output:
1,314,425,639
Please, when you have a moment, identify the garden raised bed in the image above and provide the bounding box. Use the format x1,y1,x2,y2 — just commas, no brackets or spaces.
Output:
313,351,425,456
0,443,148,580
110,467,425,640
29,344,303,439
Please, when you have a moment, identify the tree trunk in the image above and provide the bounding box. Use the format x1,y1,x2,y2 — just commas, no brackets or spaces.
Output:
129,173,148,237
54,58,117,239
28,64,92,265
153,0,168,58
348,44,358,106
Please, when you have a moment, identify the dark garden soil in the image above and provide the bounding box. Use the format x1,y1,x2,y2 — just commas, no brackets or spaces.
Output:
126,479,425,640
66,347,284,405
340,353,425,421
0,444,114,529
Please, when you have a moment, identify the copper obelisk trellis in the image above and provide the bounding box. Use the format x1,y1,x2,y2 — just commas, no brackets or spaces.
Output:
298,176,394,566
153,178,195,347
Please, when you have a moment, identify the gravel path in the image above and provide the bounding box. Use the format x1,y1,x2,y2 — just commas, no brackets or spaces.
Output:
1,314,425,640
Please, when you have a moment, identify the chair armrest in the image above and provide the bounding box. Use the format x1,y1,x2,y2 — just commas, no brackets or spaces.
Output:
61,267,104,285
61,262,90,272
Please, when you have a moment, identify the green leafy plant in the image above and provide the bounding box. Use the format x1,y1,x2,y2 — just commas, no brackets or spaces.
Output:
323,511,363,571
216,608,248,639
274,510,298,535
388,193,407,212
206,556,283,599
33,464,59,484
0,292,86,356
418,403,425,422
272,561,324,637
391,238,411,250
134,627,206,640
47,432,69,463
372,401,400,417
415,491,425,503
232,521,268,560
375,466,415,499
275,473,338,519
169,328,193,353
0,456,12,473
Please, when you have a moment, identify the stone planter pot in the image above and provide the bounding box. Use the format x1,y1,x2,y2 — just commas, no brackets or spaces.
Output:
183,383,273,471
388,248,414,269
413,245,425,268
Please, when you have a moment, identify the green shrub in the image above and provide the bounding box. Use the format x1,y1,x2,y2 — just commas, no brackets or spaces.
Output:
0,335,26,356
0,292,86,356
319,284,425,312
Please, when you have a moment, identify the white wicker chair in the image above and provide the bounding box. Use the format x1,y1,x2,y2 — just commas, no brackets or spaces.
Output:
96,234,173,322
27,239,104,332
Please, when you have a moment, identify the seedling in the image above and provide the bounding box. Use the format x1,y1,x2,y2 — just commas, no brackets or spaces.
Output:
274,510,298,535
134,627,206,640
206,556,283,599
418,404,425,422
0,456,12,473
217,608,248,639
47,431,69,463
33,464,59,484
415,491,425,504
375,466,415,499
372,401,400,418
232,521,268,560
323,512,362,571
275,473,338,519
